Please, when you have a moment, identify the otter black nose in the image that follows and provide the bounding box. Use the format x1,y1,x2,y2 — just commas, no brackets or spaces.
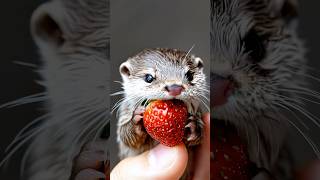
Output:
165,84,184,96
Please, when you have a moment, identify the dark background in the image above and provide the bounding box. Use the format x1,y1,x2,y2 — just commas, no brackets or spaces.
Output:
0,1,44,179
0,0,319,179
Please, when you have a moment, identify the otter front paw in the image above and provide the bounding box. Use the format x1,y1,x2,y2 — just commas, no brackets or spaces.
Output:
132,106,147,137
119,106,150,149
184,114,204,146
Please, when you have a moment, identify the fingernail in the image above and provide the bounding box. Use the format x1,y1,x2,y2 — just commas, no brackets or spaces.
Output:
148,144,177,170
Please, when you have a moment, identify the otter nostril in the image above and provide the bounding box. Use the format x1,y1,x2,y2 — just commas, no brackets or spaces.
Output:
165,84,184,96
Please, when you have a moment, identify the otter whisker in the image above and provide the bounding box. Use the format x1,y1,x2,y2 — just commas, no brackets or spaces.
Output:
0,124,44,167
110,91,125,96
114,80,123,85
269,92,303,105
291,71,320,84
228,98,240,120
112,95,139,114
277,99,320,128
112,96,131,111
197,86,210,93
113,95,142,118
134,97,146,110
112,96,127,113
288,86,320,96
67,111,108,162
195,96,209,112
68,113,108,150
247,105,261,157
232,100,251,144
13,61,38,69
272,101,310,130
0,92,47,109
292,95,320,106
288,103,320,127
254,121,261,159
20,142,33,178
5,114,49,153
53,109,105,140
281,111,320,158
198,92,210,101
181,44,195,62
279,88,320,100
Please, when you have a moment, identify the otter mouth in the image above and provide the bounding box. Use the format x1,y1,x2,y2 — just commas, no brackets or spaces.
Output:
141,98,194,115
142,98,187,107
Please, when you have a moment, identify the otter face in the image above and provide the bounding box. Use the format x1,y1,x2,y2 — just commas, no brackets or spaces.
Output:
119,48,208,107
211,0,304,122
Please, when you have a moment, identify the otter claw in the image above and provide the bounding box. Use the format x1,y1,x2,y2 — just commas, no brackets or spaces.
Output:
185,121,198,141
132,106,145,124
184,116,203,146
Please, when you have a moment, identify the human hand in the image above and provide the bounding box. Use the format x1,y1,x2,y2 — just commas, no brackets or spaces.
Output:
111,113,210,180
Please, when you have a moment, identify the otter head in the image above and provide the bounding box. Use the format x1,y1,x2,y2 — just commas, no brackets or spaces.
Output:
119,48,208,108
211,0,303,123
211,0,305,168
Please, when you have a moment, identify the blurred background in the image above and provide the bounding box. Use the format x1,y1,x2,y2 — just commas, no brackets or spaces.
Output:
0,0,319,179
0,1,44,179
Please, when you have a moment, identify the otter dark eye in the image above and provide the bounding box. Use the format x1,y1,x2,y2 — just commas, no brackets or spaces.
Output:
185,70,194,81
243,30,266,63
145,74,154,83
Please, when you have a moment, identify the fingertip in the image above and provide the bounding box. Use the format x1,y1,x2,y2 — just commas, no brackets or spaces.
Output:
147,143,188,179
111,143,188,180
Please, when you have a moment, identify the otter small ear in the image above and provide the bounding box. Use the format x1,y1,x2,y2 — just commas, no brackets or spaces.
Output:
119,62,132,79
31,2,65,48
194,57,204,69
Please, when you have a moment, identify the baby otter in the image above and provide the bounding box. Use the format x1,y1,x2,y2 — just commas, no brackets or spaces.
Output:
116,48,209,158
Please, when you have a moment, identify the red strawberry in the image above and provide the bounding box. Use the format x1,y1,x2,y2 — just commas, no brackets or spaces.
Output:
143,99,188,147
211,122,255,180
